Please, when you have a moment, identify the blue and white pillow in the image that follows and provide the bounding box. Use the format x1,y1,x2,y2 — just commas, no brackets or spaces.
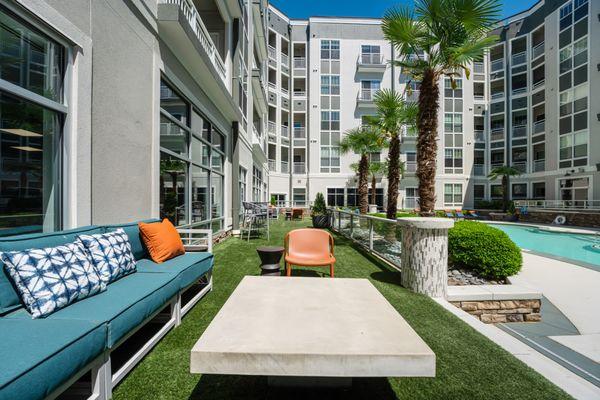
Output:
78,229,136,284
0,241,106,318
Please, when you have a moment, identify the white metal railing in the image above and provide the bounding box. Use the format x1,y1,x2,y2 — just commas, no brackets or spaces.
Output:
491,59,503,72
280,160,289,173
329,208,403,269
473,164,485,176
358,89,378,101
474,93,485,100
293,162,305,174
281,53,289,65
293,90,306,97
268,81,276,91
533,119,545,134
293,126,305,138
281,125,289,138
474,130,485,142
268,160,277,171
512,51,526,65
514,200,600,211
491,91,504,99
533,159,545,172
532,42,544,59
358,53,383,65
512,125,527,137
268,121,276,134
473,62,485,74
293,57,306,68
405,162,417,173
513,162,527,173
532,78,545,89
161,0,226,78
281,87,289,96
268,45,276,60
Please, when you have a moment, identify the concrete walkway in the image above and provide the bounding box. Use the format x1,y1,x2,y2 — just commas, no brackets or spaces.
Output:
507,252,600,385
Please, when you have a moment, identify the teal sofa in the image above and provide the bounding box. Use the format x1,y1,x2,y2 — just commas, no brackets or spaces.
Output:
0,221,214,400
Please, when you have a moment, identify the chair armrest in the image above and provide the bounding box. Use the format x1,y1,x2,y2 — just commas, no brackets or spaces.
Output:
177,228,213,253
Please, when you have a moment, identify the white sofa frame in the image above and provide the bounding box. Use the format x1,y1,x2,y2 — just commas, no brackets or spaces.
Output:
46,229,213,400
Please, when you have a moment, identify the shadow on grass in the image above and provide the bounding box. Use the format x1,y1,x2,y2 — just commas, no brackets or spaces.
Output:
190,375,398,400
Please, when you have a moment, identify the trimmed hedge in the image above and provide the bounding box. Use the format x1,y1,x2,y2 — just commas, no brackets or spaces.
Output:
448,221,522,279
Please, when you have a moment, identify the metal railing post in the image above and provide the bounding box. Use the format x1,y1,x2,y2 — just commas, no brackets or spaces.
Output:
369,219,374,250
350,214,354,238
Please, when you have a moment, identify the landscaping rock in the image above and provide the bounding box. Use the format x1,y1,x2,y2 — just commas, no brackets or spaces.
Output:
447,268,508,286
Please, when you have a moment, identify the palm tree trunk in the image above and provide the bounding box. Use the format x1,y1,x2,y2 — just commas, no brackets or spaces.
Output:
502,174,508,212
386,133,400,219
371,173,377,205
416,68,440,216
358,154,369,214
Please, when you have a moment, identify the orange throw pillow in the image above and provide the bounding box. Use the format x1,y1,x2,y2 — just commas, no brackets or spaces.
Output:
138,219,185,263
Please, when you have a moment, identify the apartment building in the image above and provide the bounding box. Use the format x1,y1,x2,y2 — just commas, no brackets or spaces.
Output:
266,0,599,210
0,0,271,236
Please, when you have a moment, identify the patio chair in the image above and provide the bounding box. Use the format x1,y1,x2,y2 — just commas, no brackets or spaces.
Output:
455,210,466,219
284,228,335,277
241,202,270,241
468,210,481,219
291,208,303,220
444,210,455,219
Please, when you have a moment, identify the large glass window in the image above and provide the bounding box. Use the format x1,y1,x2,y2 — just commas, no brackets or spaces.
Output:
444,183,463,206
159,79,225,229
0,7,66,235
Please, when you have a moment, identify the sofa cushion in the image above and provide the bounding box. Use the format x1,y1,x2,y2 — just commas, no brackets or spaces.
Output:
0,226,104,315
38,272,180,347
0,318,107,400
78,229,137,284
138,219,185,263
0,240,105,318
104,219,159,260
136,252,213,290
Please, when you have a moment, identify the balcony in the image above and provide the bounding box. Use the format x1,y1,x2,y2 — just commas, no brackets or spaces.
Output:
281,125,289,138
251,126,267,160
251,68,267,113
533,119,545,134
293,90,306,97
490,128,504,141
293,126,305,139
533,159,545,172
268,159,277,171
268,81,276,92
280,160,289,173
473,62,484,74
268,121,276,135
281,87,289,97
357,53,386,72
532,42,544,59
281,53,289,66
491,59,503,72
293,162,306,174
491,91,504,100
268,45,276,61
293,57,306,69
511,51,526,66
473,164,485,176
512,125,527,138
357,89,378,108
513,162,527,173
405,162,417,173
157,0,239,119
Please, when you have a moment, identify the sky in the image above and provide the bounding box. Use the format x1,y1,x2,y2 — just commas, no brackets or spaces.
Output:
270,0,540,20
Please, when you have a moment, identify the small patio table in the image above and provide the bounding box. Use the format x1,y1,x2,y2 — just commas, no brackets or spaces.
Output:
256,246,285,276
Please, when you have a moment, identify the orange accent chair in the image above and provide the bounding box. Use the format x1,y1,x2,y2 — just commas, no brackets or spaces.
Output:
284,228,335,277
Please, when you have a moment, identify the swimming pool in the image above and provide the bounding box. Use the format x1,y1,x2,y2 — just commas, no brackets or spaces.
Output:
489,223,600,269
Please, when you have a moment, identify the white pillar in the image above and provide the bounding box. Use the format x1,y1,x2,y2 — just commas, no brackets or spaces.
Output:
397,218,454,298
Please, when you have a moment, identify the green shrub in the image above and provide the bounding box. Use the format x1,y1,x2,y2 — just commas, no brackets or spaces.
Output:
448,221,522,279
312,192,327,216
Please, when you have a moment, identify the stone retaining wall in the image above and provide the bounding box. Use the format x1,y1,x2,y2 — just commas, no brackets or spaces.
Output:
518,210,600,228
450,299,541,323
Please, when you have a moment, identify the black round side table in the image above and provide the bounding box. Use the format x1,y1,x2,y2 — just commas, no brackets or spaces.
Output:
256,246,285,276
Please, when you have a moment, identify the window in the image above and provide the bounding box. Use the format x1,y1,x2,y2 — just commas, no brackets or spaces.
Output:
252,166,264,202
444,148,463,174
293,188,306,206
444,78,463,98
0,8,66,234
360,80,380,100
327,188,345,207
238,167,247,214
490,185,503,199
405,187,418,209
159,80,225,229
444,184,463,206
346,188,357,207
320,75,340,95
444,113,463,132
511,183,527,199
360,45,381,64
368,188,384,209
532,182,545,199
474,185,485,200
321,40,339,60
320,111,340,173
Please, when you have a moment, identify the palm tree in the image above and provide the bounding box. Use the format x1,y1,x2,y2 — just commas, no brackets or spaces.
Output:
382,0,501,216
488,166,522,212
340,126,382,214
371,89,418,219
350,160,390,208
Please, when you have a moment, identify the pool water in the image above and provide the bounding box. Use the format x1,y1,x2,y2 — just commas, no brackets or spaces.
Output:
490,223,600,269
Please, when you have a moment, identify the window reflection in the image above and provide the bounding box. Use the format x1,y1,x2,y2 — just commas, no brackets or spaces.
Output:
159,153,187,226
160,115,188,156
191,166,208,223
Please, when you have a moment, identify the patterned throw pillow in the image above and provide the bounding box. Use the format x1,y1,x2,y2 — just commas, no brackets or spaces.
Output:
0,241,106,318
78,228,137,284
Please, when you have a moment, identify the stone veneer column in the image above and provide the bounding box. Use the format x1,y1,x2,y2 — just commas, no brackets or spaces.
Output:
397,218,454,298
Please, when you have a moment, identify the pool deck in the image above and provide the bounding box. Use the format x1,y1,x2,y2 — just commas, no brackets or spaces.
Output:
506,252,600,387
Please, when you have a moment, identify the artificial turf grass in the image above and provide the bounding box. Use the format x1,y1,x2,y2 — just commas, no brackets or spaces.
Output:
113,220,572,400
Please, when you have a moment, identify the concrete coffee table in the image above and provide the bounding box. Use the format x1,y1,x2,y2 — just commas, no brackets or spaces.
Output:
190,276,435,385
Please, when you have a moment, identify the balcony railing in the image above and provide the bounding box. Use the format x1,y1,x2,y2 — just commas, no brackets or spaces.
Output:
268,121,276,135
532,78,545,89
268,45,276,60
281,87,289,96
358,53,383,65
511,51,526,66
474,130,485,142
293,90,306,97
358,89,378,101
490,128,504,141
293,57,306,68
161,0,226,78
405,162,417,173
293,162,305,174
512,125,527,138
491,59,503,72
513,162,527,173
268,159,277,171
473,62,484,74
281,125,289,138
491,91,504,99
281,53,289,65
293,127,306,138
281,161,289,173
532,42,544,59
533,159,545,172
533,119,545,134
268,81,276,91
473,164,485,176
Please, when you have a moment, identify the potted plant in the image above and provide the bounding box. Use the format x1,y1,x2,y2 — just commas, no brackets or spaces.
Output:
311,192,330,228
